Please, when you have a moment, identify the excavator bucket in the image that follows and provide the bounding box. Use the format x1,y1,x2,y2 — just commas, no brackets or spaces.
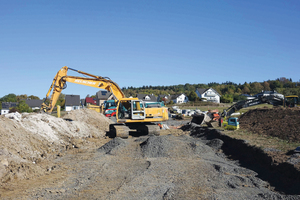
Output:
191,113,219,128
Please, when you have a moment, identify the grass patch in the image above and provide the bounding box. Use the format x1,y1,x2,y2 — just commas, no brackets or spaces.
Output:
222,129,300,152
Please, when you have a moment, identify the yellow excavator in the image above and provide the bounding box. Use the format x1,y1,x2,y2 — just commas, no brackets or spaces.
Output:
41,66,169,138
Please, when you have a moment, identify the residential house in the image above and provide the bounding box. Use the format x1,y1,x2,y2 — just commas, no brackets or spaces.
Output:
1,102,18,115
85,97,97,106
96,90,113,106
137,94,157,102
171,94,189,104
25,99,43,110
196,88,221,103
65,95,81,111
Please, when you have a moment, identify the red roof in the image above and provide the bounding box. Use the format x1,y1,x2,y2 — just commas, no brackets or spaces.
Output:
85,97,97,105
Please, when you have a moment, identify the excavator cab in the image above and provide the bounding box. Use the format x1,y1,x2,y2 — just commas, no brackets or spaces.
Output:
223,117,239,130
285,95,299,107
117,99,146,120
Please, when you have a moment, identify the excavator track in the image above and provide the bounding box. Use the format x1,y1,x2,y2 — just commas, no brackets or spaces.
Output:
109,123,160,138
139,124,160,136
109,124,130,138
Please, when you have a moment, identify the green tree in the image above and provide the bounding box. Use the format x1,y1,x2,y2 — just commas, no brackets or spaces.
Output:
236,88,242,94
220,94,233,103
250,82,263,95
15,100,32,113
242,86,250,94
27,95,40,100
232,93,247,102
0,93,17,102
56,93,66,109
262,81,271,91
16,94,28,102
269,80,283,90
188,91,198,101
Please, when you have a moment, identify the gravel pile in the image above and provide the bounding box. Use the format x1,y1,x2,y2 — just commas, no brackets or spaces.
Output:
18,134,298,200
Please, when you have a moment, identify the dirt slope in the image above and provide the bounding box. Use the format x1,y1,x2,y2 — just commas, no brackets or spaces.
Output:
0,109,112,185
239,107,300,142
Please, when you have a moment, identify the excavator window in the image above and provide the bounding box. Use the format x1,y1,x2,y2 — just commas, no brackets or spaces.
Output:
229,118,237,123
118,100,131,119
132,101,144,111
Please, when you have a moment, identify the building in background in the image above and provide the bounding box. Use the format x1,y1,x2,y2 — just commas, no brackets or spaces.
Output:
25,99,43,110
1,102,18,115
96,90,113,106
171,94,189,104
196,88,221,103
65,95,81,111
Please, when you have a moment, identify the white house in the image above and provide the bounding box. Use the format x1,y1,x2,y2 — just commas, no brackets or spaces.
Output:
65,95,81,111
196,88,221,103
171,94,189,104
1,102,18,115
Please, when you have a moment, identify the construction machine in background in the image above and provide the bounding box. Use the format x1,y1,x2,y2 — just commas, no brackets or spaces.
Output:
41,66,169,138
192,93,288,128
285,95,299,107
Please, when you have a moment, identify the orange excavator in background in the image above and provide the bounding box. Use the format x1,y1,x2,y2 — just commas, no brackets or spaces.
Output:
41,66,169,138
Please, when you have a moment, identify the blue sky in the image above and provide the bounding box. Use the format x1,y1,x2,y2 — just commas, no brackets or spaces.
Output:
1,0,299,99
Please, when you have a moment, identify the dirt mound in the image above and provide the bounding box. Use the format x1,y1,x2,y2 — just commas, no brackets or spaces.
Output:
239,107,300,142
140,135,210,158
0,109,113,184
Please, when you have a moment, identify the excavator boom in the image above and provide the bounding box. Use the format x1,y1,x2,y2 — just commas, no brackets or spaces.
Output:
41,66,125,113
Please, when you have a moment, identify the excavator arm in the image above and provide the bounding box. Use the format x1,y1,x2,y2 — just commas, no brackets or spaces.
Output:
221,95,285,118
41,66,125,113
192,94,285,128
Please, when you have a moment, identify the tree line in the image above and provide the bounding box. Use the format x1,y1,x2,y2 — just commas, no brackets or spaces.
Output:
1,77,299,112
0,93,66,112
0,94,40,112
121,77,300,103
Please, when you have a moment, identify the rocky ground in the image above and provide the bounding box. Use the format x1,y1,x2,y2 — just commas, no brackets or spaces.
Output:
0,108,299,199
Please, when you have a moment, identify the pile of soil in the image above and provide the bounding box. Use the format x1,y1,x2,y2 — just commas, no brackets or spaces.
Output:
0,109,113,184
239,107,300,142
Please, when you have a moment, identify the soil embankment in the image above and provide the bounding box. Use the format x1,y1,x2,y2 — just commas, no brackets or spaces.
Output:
239,107,300,142
0,109,112,186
